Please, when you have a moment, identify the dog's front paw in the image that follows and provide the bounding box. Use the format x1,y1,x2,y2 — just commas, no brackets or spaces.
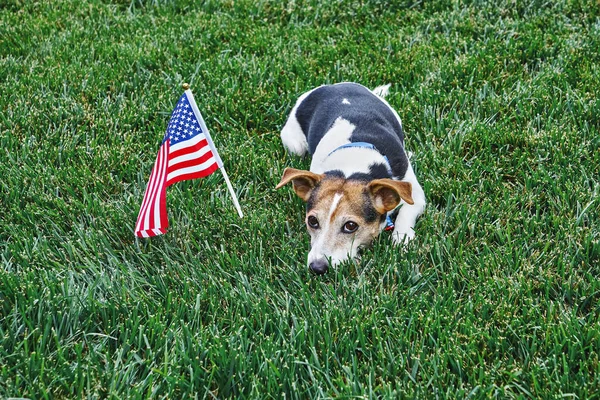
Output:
280,121,308,156
392,228,415,247
283,139,308,156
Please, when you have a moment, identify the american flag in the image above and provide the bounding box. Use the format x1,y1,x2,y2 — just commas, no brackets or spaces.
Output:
135,90,222,238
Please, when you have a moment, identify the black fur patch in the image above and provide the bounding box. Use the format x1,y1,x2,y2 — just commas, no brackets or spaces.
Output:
347,162,392,182
362,189,381,223
324,170,345,179
369,162,392,179
306,184,320,212
294,83,409,179
347,172,371,182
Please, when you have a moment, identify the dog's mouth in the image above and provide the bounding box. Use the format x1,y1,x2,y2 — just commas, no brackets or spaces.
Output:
308,242,374,275
355,246,365,258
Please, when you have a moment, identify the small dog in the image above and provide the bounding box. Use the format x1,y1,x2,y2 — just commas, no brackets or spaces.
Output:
276,83,425,274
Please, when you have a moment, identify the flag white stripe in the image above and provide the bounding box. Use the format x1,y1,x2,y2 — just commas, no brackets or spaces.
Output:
151,144,169,230
166,157,217,181
140,146,163,232
169,132,207,152
135,174,152,232
143,143,167,231
138,150,162,232
136,147,163,233
168,145,212,168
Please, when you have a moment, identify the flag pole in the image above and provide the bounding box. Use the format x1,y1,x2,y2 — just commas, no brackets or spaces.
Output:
183,83,244,218
219,166,244,218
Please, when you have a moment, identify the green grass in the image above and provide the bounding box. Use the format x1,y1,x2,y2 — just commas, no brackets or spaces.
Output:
1,0,599,398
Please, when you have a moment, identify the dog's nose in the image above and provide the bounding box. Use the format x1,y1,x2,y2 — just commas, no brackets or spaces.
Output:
309,259,329,275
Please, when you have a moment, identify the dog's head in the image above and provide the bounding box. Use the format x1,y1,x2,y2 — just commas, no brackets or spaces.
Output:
276,167,413,274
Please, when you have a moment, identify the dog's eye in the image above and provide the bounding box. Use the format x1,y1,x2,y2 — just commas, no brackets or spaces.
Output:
307,215,320,229
342,221,359,233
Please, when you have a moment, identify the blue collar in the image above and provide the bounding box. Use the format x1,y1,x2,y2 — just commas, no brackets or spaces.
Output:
327,141,392,170
328,141,377,155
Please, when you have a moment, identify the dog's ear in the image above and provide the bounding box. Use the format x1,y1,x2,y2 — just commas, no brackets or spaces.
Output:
276,168,323,201
367,179,414,213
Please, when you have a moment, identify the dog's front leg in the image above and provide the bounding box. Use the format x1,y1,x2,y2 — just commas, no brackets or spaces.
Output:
392,168,426,246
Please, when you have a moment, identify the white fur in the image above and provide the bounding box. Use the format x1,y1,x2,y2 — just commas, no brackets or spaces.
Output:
307,116,392,176
328,193,344,219
308,230,360,269
280,87,321,156
306,193,360,267
309,117,355,173
315,146,389,177
372,84,391,98
391,164,426,245
308,240,360,267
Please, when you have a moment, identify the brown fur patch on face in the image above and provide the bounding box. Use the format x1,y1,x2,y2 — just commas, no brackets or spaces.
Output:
309,178,379,219
305,177,385,262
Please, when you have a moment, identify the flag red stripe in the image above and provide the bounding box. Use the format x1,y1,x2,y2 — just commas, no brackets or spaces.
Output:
159,163,168,229
166,157,218,183
135,144,164,234
167,150,215,175
135,163,157,232
150,142,169,233
166,162,218,186
168,147,212,169
136,227,167,237
136,141,169,237
169,138,209,160
144,144,165,232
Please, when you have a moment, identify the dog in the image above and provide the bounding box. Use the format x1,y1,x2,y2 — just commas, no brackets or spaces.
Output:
276,83,425,274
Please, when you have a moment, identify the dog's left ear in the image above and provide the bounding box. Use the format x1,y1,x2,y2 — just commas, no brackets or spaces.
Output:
367,179,414,214
276,167,323,201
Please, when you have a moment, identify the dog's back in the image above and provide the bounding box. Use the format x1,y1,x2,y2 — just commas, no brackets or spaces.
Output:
293,83,409,180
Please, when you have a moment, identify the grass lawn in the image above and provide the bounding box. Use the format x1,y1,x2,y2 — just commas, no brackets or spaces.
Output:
1,0,599,398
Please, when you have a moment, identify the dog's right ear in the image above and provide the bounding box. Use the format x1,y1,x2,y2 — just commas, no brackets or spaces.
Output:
276,168,323,201
367,179,414,214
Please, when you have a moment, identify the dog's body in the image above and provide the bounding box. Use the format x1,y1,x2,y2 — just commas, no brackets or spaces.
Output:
277,83,425,274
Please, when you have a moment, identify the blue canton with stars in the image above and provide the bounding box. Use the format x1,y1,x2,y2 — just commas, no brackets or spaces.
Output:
163,93,203,145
